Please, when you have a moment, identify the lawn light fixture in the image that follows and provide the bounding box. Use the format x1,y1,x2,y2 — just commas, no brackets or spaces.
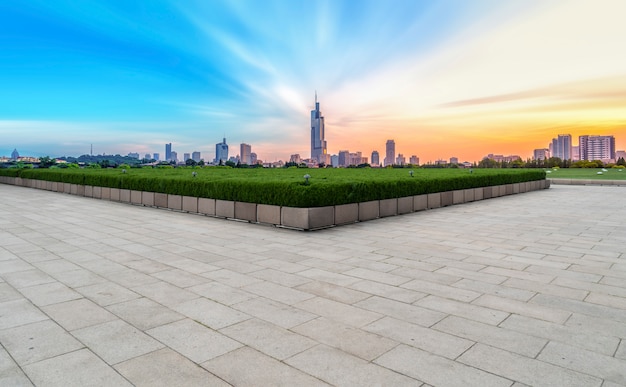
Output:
122,169,127,174
192,171,197,178
304,174,311,185
409,170,414,177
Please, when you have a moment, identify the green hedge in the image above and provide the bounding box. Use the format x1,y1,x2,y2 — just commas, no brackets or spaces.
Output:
0,168,545,207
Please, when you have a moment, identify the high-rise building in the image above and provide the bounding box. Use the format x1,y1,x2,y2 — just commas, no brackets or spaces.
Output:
170,151,178,163
165,143,172,161
338,150,349,167
128,152,139,159
533,149,549,160
551,134,572,160
192,151,201,162
310,93,327,164
240,143,252,165
144,153,151,160
371,150,380,166
183,153,191,162
579,135,616,162
449,157,457,165
250,152,257,165
411,155,420,165
215,138,228,164
153,153,159,161
396,154,406,165
11,149,19,160
384,140,395,166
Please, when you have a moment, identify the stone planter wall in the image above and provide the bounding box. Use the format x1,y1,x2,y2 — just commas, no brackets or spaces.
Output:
1,177,550,231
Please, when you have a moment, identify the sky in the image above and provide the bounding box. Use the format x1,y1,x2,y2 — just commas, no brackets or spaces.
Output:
1,0,626,163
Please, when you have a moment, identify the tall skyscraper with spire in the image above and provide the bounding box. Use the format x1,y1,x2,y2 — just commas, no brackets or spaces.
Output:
310,92,328,164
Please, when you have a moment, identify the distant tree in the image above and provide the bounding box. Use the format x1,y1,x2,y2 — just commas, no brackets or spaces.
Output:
198,159,205,166
99,160,111,168
225,160,236,168
185,159,197,167
218,159,224,166
86,163,101,169
617,157,626,166
284,161,298,168
511,159,525,168
38,156,56,168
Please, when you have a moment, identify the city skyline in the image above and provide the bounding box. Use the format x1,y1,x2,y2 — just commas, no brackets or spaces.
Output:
1,1,625,161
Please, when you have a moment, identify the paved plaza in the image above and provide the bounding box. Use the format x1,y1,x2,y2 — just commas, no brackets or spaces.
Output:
1,183,625,386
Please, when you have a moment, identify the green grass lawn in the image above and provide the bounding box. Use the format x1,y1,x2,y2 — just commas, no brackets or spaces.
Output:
545,168,626,180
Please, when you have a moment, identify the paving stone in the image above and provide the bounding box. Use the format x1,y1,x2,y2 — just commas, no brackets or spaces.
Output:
452,278,535,302
286,344,418,386
502,277,588,300
18,282,82,307
416,295,510,325
458,343,601,387
343,267,412,286
131,281,199,307
401,278,482,302
147,319,243,363
201,268,264,288
203,346,328,386
41,298,117,331
0,346,33,386
348,279,427,303
1,269,56,289
115,348,229,387
77,281,141,307
187,281,257,305
531,293,626,323
106,297,184,331
250,268,312,287
150,268,210,288
0,299,49,330
242,280,315,305
295,297,383,327
50,269,106,288
297,268,362,286
473,294,571,324
355,295,446,327
375,344,512,387
0,282,23,303
72,319,164,365
232,297,317,329
174,297,250,329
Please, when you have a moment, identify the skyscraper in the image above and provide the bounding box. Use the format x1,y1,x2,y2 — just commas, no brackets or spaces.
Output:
165,143,172,162
384,140,395,166
371,150,380,166
579,135,616,161
11,149,19,160
550,134,572,160
310,93,327,164
240,143,252,165
215,138,229,164
192,151,201,162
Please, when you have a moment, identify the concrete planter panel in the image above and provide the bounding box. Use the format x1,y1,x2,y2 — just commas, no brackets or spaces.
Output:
474,187,484,201
85,186,93,198
235,202,257,222
499,185,507,196
110,188,120,201
198,198,215,216
427,193,441,209
182,196,198,213
379,199,398,218
142,192,155,207
131,190,142,205
452,190,464,205
464,189,475,203
216,200,235,218
15,178,23,186
505,184,514,195
257,204,281,225
51,182,59,192
45,181,53,191
414,194,427,211
359,201,379,221
397,196,413,214
441,191,453,207
281,207,309,230
483,186,492,199
64,183,72,194
101,187,111,200
168,195,183,211
309,206,335,229
120,189,131,203
513,183,520,194
154,193,168,208
335,203,358,225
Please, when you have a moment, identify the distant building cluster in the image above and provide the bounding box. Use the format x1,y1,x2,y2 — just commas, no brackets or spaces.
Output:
532,134,621,163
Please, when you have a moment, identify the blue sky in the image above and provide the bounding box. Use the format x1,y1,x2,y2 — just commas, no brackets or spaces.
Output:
2,0,625,162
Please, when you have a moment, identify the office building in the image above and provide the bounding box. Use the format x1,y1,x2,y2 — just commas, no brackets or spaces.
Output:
385,140,395,166
183,153,191,162
153,153,159,161
533,149,549,160
330,154,338,167
551,134,572,160
144,153,151,160
240,143,252,165
170,151,178,163
192,151,201,162
310,93,328,164
165,143,172,162
215,138,228,164
250,152,257,165
128,152,139,159
396,154,406,165
411,155,420,165
449,157,457,165
371,151,380,166
616,150,626,161
338,150,349,167
579,135,615,162
290,154,301,164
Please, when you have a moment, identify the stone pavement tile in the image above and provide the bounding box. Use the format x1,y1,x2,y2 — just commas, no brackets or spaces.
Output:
201,268,264,288
106,297,184,331
292,317,398,361
355,295,446,327
584,292,626,310
0,299,48,330
72,319,164,365
433,315,547,358
121,258,173,274
437,266,508,285
211,258,264,274
77,281,141,306
220,318,316,360
41,298,117,331
297,268,362,286
31,259,82,274
338,256,399,272
531,294,626,323
457,343,602,387
553,277,626,298
480,266,555,283
295,297,382,327
0,282,23,303
452,278,535,302
18,282,82,307
203,346,328,386
187,281,257,305
232,297,317,329
526,265,603,283
286,344,418,386
242,281,315,305
343,267,412,286
383,257,442,272
0,346,33,386
502,277,588,300
463,255,528,271
298,258,355,274
416,295,509,326
174,297,251,329
150,268,211,288
167,258,221,274
401,279,482,302
115,348,229,387
601,275,626,288
107,268,160,288
537,341,626,385
2,269,56,289
616,340,626,360
250,268,311,288
0,259,34,275
50,268,106,288
79,258,128,276
364,316,473,359
147,319,242,363
254,257,309,273
17,250,60,264
500,314,619,356
296,280,370,304
393,267,462,285
22,348,132,387
348,279,427,303
0,320,83,366
131,281,199,307
473,294,571,324
375,344,511,387
569,264,626,280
